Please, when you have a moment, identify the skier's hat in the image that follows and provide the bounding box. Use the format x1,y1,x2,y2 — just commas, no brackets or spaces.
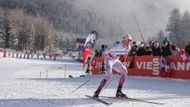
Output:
121,34,132,41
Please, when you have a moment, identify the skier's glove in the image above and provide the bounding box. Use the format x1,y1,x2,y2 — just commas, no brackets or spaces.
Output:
101,64,106,71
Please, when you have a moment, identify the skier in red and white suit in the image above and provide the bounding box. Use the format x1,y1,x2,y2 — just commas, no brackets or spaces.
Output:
93,34,132,98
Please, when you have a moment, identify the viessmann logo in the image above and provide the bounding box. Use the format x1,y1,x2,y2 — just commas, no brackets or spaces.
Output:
136,57,160,75
123,57,160,75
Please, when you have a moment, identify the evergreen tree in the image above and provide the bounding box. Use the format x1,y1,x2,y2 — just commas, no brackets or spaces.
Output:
166,8,181,47
0,9,11,48
0,8,5,44
28,20,35,51
180,11,190,47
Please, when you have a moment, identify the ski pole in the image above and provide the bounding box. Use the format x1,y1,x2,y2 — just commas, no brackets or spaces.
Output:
127,0,146,43
70,76,93,93
70,70,103,93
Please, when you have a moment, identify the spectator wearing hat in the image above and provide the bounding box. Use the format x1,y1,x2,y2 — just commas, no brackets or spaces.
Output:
160,38,172,78
137,42,146,56
129,45,138,56
152,41,161,56
161,39,172,57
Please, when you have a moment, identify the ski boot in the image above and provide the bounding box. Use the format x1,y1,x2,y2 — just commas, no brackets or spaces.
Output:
116,91,127,98
116,85,127,98
85,69,90,74
93,90,100,98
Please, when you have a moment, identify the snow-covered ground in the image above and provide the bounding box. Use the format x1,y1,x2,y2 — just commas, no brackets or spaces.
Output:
0,53,190,107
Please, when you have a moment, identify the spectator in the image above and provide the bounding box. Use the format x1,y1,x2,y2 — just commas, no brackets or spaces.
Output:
171,44,180,56
145,45,152,55
161,40,172,57
99,45,106,57
137,42,146,56
160,38,172,78
94,49,100,57
163,37,169,44
149,40,154,50
152,41,161,56
185,40,190,55
129,45,138,56
132,41,137,46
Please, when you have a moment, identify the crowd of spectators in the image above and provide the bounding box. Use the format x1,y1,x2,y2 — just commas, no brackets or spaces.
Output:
94,45,107,57
129,38,174,57
94,38,190,57
89,38,190,77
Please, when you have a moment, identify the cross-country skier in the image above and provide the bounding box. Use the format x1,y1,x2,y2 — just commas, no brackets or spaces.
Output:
93,34,132,98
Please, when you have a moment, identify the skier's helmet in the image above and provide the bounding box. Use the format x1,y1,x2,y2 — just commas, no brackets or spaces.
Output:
121,34,132,46
91,30,98,40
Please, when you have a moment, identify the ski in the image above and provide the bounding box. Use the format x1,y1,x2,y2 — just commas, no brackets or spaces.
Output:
100,96,164,105
85,95,113,105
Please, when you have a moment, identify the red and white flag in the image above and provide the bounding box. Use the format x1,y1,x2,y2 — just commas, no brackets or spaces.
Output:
179,49,190,62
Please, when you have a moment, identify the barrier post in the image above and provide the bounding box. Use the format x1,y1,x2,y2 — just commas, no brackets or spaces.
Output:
46,70,48,78
64,64,67,78
40,72,42,78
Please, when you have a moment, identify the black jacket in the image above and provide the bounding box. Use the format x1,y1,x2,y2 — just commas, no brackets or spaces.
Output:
152,47,161,56
161,44,172,57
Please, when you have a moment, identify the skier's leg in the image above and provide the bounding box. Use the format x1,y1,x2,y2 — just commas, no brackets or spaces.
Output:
93,72,113,97
116,73,128,97
113,61,128,97
93,58,114,98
